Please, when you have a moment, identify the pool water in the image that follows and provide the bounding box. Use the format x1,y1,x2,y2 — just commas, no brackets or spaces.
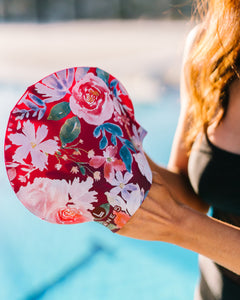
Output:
0,84,199,300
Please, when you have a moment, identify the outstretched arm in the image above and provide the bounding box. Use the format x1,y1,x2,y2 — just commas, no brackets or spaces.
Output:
117,172,240,275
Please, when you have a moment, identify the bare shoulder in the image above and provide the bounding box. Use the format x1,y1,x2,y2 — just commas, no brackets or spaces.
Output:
180,24,201,100
168,24,202,175
184,24,201,56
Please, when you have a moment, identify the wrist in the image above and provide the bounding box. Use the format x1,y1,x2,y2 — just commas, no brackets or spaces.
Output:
170,203,212,253
165,203,201,245
161,202,188,244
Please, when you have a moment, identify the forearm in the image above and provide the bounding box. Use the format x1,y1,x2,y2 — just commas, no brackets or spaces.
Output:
118,173,240,274
145,153,209,213
173,205,240,275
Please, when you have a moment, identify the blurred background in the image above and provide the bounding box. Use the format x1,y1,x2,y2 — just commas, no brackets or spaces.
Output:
0,1,199,300
0,0,193,21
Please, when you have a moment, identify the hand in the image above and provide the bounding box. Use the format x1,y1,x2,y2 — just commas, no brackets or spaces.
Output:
118,173,240,275
117,172,183,241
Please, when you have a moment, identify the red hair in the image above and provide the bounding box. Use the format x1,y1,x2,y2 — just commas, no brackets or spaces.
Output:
185,0,240,148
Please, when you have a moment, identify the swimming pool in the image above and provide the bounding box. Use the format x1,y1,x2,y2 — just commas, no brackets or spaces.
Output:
0,84,199,300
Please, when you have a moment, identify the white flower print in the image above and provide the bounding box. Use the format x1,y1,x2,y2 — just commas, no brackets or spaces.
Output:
70,166,79,174
55,163,62,170
19,175,27,183
125,185,144,215
105,192,127,211
113,111,130,126
88,149,95,158
8,120,59,171
106,183,144,216
93,171,101,181
133,152,152,184
67,177,97,212
132,124,147,151
34,68,75,102
109,171,138,201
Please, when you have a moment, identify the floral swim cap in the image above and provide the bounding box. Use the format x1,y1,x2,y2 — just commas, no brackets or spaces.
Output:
4,67,152,232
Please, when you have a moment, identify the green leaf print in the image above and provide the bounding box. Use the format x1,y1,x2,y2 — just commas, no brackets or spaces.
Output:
60,117,81,147
47,102,71,120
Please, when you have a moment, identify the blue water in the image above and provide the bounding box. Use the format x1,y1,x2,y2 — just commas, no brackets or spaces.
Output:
0,84,199,300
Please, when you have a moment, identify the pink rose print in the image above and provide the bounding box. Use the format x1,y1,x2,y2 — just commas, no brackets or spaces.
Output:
69,73,114,125
89,145,125,181
56,207,87,224
8,120,59,171
16,177,97,224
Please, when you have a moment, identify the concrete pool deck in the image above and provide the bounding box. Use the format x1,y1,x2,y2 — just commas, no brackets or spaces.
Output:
0,19,194,102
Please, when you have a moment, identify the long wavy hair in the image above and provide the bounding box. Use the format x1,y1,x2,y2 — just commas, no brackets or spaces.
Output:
185,0,240,149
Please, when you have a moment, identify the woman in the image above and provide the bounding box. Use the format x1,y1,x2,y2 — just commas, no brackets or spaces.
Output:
118,0,240,299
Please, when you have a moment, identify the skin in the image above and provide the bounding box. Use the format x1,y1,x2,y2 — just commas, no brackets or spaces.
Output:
117,27,240,275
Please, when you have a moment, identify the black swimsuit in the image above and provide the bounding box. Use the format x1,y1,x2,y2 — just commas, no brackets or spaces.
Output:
188,134,240,300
